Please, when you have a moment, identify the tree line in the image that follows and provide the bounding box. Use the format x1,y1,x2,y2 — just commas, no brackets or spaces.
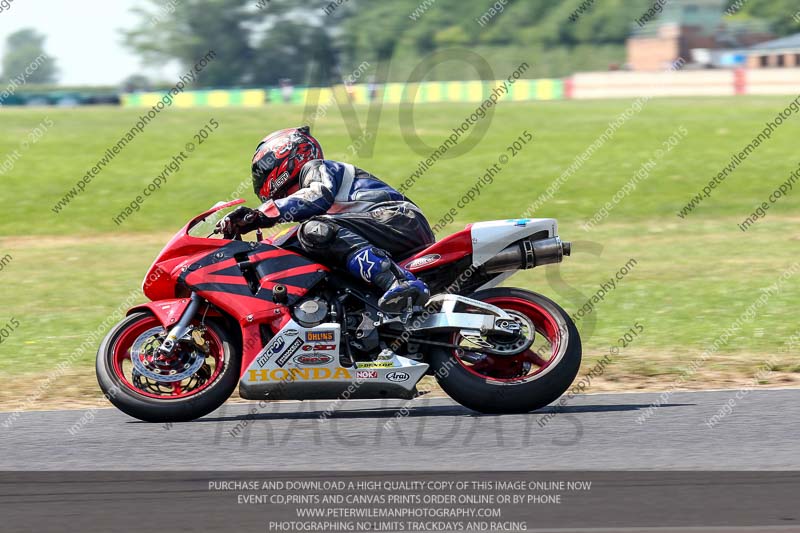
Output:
2,0,797,87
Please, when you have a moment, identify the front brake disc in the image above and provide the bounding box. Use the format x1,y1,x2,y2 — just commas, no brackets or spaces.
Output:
130,327,207,382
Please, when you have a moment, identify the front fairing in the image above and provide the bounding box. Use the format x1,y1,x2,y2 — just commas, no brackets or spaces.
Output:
142,199,246,301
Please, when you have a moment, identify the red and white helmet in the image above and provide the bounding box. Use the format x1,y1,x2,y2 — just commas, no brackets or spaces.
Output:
251,126,323,201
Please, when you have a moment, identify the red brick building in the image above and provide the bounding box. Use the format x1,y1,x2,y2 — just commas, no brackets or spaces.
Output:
745,34,800,68
626,0,773,70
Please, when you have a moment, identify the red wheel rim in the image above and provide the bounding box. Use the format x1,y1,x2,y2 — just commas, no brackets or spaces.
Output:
451,296,566,383
111,316,225,399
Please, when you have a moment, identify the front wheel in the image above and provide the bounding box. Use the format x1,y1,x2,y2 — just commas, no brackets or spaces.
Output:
429,288,581,414
96,312,240,422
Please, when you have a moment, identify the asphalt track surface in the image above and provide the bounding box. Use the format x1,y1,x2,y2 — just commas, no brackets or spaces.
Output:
1,388,798,470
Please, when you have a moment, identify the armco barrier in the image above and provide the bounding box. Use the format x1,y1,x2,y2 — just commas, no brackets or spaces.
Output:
121,78,565,108
119,68,800,108
122,88,267,108
571,69,737,98
745,68,800,95
568,68,800,99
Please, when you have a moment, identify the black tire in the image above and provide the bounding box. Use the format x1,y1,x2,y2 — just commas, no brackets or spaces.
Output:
96,312,240,423
429,287,581,414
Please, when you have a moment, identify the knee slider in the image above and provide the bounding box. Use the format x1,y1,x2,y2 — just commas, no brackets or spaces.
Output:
299,219,337,249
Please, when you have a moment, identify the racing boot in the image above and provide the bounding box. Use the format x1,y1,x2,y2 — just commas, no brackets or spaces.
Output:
345,246,430,314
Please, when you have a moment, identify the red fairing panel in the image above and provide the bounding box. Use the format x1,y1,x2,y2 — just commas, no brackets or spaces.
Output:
401,225,473,273
142,199,245,301
127,299,193,328
178,241,327,325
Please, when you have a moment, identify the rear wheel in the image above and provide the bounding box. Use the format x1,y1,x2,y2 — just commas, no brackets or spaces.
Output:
429,288,581,413
96,312,240,422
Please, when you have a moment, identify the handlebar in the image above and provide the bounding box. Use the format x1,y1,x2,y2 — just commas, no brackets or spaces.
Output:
209,226,263,242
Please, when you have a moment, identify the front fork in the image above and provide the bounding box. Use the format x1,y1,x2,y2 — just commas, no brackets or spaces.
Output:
158,292,202,354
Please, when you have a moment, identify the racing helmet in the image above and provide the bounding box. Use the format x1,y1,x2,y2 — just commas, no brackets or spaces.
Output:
251,126,323,201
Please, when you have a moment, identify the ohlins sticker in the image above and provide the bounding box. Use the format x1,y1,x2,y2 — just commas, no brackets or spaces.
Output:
247,367,352,382
306,331,334,342
256,336,286,367
275,338,304,367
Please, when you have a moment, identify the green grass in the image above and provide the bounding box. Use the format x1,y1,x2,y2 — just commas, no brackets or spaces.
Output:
1,97,798,397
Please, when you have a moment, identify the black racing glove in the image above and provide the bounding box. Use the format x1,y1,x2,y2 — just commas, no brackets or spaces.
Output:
217,206,275,237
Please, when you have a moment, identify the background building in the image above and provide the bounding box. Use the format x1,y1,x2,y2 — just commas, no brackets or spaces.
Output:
745,33,800,68
627,0,773,70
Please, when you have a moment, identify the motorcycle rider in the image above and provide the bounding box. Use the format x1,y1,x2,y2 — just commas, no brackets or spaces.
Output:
218,126,434,314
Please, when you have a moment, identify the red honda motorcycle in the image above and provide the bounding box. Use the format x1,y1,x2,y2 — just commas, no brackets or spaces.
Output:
97,199,581,422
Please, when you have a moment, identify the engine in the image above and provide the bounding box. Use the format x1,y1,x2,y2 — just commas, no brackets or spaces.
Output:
292,297,329,327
